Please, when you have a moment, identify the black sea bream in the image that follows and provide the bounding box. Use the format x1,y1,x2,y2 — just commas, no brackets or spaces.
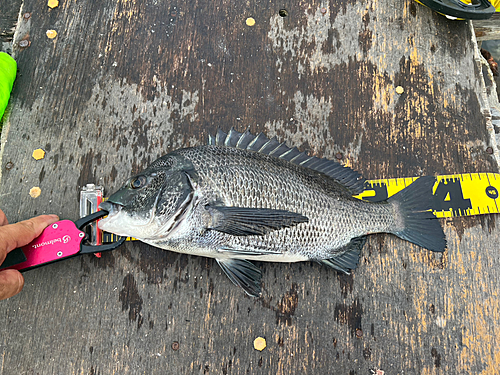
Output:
99,129,446,296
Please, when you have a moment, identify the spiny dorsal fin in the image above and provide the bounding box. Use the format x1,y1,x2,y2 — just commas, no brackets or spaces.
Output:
207,128,366,195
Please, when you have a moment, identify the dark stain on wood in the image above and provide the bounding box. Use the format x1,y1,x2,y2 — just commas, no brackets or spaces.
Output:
276,283,299,325
359,12,373,55
338,272,355,297
119,273,144,326
431,347,441,368
110,165,118,181
334,299,363,337
38,165,45,183
323,27,334,56
78,150,97,187
410,2,417,17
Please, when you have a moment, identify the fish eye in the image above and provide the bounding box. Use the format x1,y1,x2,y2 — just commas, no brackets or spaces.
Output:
130,175,147,189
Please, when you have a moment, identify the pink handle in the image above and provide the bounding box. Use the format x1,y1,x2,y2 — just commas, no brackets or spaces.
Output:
8,220,85,271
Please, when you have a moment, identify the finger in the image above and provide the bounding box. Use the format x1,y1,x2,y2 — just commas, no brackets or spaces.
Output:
0,215,59,258
0,209,7,226
0,269,24,300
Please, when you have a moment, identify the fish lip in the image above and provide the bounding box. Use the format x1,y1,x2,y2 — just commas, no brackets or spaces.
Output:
97,193,161,234
99,201,122,214
97,201,123,228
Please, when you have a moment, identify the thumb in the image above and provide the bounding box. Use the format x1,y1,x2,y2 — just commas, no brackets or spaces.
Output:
0,269,24,300
0,214,59,258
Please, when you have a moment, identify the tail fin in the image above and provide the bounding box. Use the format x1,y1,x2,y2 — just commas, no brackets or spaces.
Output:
388,176,446,252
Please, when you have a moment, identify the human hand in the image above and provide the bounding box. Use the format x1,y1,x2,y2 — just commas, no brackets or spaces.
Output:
0,209,59,300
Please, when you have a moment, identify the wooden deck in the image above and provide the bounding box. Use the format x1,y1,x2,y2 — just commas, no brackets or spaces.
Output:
1,0,499,373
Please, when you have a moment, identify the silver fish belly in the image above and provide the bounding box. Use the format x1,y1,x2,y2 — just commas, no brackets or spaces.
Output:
99,128,446,296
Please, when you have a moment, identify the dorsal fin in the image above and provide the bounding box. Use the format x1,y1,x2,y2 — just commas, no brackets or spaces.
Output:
207,128,366,195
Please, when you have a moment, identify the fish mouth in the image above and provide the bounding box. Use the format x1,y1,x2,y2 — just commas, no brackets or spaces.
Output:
99,201,121,216
97,187,194,240
97,201,124,229
97,194,161,237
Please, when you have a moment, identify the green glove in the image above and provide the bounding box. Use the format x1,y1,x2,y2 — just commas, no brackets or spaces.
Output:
0,52,17,120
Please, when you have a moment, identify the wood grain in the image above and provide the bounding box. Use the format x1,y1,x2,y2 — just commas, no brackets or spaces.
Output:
0,0,499,374
474,14,500,41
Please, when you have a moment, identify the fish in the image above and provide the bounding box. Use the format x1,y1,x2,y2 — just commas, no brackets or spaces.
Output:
98,128,446,296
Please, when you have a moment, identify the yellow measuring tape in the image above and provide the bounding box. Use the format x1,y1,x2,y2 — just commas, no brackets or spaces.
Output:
356,173,500,218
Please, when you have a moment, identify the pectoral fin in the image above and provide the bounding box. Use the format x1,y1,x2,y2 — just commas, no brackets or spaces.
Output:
217,258,262,297
207,206,308,236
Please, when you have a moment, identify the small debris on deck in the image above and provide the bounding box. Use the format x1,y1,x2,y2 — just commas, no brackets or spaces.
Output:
46,30,57,39
29,187,41,198
47,0,59,9
32,148,45,160
253,337,266,351
245,17,256,27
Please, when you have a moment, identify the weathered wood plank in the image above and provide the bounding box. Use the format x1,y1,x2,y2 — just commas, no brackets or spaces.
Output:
474,13,500,41
0,0,499,374
0,0,22,49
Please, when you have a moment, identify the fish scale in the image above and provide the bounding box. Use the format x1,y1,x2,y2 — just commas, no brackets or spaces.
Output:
99,129,446,296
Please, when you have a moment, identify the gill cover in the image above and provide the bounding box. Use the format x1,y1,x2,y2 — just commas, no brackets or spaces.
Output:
103,152,197,238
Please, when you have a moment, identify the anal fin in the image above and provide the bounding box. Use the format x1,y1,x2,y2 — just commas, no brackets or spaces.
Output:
320,236,366,274
217,258,262,297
